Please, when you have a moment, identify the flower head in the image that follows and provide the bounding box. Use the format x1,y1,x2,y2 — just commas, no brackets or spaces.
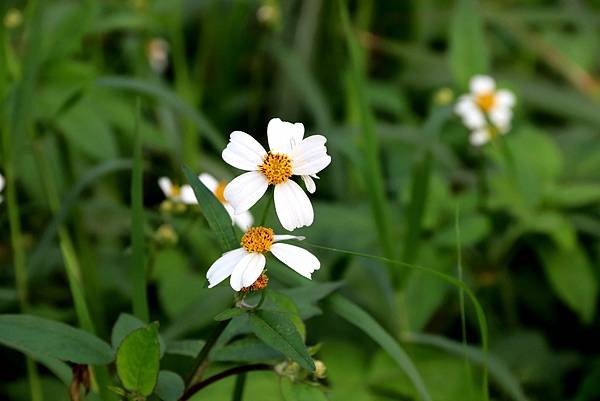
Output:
206,226,320,291
199,173,253,230
222,118,331,231
455,75,516,146
158,177,197,205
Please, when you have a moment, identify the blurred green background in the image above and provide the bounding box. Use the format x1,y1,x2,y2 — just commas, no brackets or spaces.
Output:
1,0,600,400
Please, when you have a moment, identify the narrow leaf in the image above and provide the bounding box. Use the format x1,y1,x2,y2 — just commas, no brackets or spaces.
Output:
183,165,238,251
250,310,315,372
0,314,114,364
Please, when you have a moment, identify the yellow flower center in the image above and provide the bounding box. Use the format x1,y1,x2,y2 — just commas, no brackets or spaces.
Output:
476,92,496,112
241,226,274,253
214,181,227,203
170,185,181,197
241,273,269,292
259,153,292,185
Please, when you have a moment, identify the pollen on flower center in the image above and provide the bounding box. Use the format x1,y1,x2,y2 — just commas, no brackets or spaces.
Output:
241,226,274,253
259,153,292,185
476,92,496,112
171,185,181,197
214,181,227,203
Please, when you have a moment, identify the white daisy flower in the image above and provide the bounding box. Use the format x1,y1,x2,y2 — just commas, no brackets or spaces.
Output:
206,226,320,291
158,177,197,205
198,173,253,231
222,118,331,231
0,173,4,203
455,75,516,146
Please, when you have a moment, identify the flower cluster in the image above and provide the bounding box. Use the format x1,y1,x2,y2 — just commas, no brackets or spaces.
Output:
455,75,516,146
208,118,330,291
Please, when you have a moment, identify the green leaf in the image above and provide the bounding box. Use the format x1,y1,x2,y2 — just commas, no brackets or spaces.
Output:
280,378,328,401
329,295,433,401
541,247,598,323
212,337,282,362
155,371,185,401
249,310,315,372
449,0,489,89
111,313,166,357
0,314,114,364
165,339,205,358
214,308,246,321
545,183,600,208
116,323,161,396
183,165,238,251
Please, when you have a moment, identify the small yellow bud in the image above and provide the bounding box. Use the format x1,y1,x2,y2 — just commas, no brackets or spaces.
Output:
155,224,178,245
4,8,23,29
434,87,454,106
314,360,326,379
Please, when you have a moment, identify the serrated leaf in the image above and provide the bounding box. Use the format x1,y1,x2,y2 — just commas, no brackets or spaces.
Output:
250,310,315,372
280,378,328,401
449,0,489,89
116,323,160,396
183,165,237,251
214,308,246,321
155,370,185,401
0,314,113,364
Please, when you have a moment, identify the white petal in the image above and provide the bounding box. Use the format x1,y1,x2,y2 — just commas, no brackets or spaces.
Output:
198,173,219,193
495,89,516,108
270,243,320,279
224,171,269,213
267,118,305,154
206,248,247,288
470,129,491,146
470,75,495,95
274,180,314,231
158,177,173,197
454,96,475,116
301,175,316,194
230,252,266,291
273,234,305,242
0,174,4,192
222,131,267,171
461,106,486,130
179,185,198,204
233,209,254,231
489,107,512,132
291,135,331,176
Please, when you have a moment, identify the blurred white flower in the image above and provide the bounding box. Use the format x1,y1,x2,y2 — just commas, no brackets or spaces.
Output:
0,173,4,203
206,226,319,291
146,38,170,74
158,177,197,205
222,118,331,231
199,173,253,231
455,75,516,146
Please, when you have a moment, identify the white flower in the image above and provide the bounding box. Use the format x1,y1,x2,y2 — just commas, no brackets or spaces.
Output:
206,226,320,291
0,173,4,203
455,75,516,146
199,173,253,230
222,118,331,231
158,177,197,205
146,38,170,74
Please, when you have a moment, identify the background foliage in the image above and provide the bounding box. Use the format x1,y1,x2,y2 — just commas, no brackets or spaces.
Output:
1,0,600,401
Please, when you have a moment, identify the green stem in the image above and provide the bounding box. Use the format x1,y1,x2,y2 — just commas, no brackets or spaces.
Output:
259,191,274,226
231,373,247,401
304,241,489,400
185,320,230,388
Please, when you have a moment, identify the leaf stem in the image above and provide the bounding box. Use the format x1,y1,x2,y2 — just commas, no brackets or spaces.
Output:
231,372,247,401
185,320,230,388
180,364,270,401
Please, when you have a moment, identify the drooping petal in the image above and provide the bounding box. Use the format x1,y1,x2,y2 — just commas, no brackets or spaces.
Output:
495,89,516,108
267,118,305,154
198,173,219,193
274,180,314,231
179,185,198,204
273,234,305,242
470,75,495,95
224,171,269,213
158,177,174,197
270,243,320,279
469,129,491,146
301,175,316,193
489,107,512,132
206,248,247,288
229,252,266,291
222,131,267,171
232,208,254,231
291,135,331,176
